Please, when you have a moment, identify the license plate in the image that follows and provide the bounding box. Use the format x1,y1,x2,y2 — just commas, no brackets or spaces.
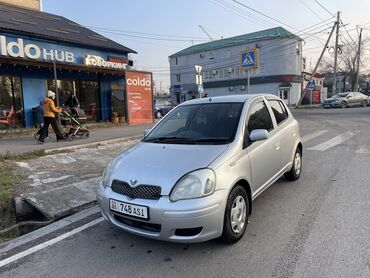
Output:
109,199,149,220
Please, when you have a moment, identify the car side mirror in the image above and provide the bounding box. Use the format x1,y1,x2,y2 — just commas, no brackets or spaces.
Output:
249,129,268,142
347,95,352,99
144,129,151,137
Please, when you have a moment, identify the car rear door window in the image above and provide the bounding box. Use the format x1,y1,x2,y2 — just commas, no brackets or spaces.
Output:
268,100,288,125
247,101,273,133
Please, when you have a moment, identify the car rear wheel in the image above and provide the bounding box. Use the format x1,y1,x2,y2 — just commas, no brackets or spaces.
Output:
340,101,347,108
285,147,302,181
361,100,367,107
221,185,249,244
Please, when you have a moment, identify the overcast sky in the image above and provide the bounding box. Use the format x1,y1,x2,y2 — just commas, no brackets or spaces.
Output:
43,0,370,91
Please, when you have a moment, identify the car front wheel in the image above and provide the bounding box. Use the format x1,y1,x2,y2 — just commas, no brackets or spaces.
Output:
285,147,302,181
221,185,249,244
155,111,162,118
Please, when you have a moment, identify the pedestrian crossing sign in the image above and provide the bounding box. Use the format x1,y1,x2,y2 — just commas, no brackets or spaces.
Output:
240,48,259,70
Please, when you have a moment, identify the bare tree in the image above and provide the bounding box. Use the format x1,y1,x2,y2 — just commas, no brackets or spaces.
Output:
317,34,368,91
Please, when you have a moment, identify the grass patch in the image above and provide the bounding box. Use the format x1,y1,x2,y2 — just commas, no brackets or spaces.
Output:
0,150,47,162
0,230,17,243
0,163,20,208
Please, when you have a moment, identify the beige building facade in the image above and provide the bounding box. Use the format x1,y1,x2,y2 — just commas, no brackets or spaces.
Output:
0,0,40,10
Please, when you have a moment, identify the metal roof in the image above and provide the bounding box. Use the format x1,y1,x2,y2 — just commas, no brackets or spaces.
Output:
0,2,137,54
170,27,301,58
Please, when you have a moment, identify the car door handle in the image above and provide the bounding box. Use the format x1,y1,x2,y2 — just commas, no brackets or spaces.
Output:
274,143,280,150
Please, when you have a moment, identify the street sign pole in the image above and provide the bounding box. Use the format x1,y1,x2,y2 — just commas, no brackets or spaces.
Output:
247,69,251,94
240,48,258,94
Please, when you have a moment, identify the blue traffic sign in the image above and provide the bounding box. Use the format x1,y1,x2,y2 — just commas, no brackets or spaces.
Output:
240,48,259,70
307,81,315,89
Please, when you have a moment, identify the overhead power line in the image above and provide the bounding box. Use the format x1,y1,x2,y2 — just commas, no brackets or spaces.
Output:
313,0,335,17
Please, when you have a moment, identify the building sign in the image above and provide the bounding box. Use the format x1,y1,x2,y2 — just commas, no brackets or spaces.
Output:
108,56,128,65
85,55,127,69
240,48,259,70
125,71,153,125
0,34,129,68
0,35,75,63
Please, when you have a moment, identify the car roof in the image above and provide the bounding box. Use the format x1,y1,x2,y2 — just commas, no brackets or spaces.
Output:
179,93,279,106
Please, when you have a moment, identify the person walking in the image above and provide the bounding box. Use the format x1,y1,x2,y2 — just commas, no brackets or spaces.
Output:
38,90,64,144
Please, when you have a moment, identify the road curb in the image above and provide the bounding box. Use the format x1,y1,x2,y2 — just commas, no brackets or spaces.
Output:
45,135,142,154
0,206,101,254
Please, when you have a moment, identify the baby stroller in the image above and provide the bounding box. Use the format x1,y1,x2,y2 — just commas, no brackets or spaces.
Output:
61,107,90,140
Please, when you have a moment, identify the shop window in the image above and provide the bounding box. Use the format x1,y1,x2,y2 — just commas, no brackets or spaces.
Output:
47,79,100,122
0,76,24,128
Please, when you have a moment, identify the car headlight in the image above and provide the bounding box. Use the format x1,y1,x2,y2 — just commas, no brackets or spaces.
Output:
101,160,114,188
170,169,216,202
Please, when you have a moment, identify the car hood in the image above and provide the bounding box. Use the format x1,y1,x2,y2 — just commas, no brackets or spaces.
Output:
109,142,229,195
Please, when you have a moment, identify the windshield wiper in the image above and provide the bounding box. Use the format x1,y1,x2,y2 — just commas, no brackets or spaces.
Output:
144,137,196,143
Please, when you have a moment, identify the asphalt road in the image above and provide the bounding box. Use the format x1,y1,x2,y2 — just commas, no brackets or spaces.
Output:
1,107,370,278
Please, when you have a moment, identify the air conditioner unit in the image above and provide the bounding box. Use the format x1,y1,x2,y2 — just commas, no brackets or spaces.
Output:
212,70,217,75
228,68,233,73
255,43,262,48
200,53,205,58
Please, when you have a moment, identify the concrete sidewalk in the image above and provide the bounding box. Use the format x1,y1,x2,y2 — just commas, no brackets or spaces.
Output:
2,122,156,222
0,123,155,156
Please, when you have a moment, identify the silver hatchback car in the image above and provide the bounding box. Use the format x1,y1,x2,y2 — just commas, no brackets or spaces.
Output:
97,94,302,243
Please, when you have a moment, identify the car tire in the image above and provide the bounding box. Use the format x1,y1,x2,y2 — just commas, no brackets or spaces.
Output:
340,101,347,108
361,100,367,107
155,111,162,118
221,185,249,244
284,147,302,181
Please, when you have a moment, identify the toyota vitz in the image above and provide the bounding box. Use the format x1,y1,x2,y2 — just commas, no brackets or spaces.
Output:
97,94,302,244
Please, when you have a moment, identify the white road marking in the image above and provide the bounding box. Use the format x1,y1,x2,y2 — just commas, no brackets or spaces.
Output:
307,131,354,151
356,140,370,154
0,218,104,268
301,130,328,143
42,175,73,184
15,162,32,170
55,156,77,164
28,174,73,187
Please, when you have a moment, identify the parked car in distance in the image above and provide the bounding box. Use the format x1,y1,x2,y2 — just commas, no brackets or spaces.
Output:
323,92,369,108
360,89,370,105
154,98,177,118
97,94,302,243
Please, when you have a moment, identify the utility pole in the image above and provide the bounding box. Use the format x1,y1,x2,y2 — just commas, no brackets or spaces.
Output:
296,19,337,107
355,27,363,91
332,11,341,95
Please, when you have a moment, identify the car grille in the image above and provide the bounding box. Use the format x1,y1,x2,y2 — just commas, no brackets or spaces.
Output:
114,214,161,233
111,179,161,200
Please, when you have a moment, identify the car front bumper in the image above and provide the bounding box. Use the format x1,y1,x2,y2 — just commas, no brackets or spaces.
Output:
96,183,227,243
323,102,341,108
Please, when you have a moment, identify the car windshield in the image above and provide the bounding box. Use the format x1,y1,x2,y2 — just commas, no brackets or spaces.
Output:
144,102,244,144
334,93,349,98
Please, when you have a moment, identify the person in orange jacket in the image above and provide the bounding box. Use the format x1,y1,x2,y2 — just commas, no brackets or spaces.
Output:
38,90,64,144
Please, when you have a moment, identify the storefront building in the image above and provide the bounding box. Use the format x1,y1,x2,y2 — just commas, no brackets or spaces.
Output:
0,2,137,128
